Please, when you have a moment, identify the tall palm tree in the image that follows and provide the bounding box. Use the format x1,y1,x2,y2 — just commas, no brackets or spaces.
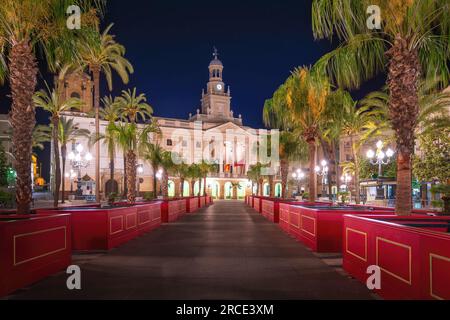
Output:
340,101,384,204
96,96,121,194
79,23,134,201
33,85,84,207
59,118,90,203
312,0,450,215
116,89,154,198
111,122,154,204
0,0,103,213
263,92,309,198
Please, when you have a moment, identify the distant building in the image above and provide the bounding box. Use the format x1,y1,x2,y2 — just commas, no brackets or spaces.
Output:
58,50,281,199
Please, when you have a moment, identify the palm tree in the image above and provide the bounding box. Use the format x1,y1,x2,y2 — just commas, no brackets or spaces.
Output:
198,160,214,196
32,125,52,151
33,85,84,207
175,162,190,197
111,123,153,204
79,23,134,201
263,92,309,198
117,88,153,124
59,118,90,203
312,0,450,215
0,0,103,213
144,143,164,198
340,101,384,204
246,165,258,196
116,89,154,198
160,151,175,198
187,164,201,197
94,96,121,194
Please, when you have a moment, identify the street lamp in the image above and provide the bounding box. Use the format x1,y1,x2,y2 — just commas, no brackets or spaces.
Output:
315,160,329,197
366,140,394,200
68,143,92,198
291,169,305,195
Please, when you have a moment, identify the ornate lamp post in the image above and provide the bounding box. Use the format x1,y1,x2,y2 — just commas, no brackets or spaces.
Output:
291,169,305,196
315,160,329,197
366,140,394,200
68,143,92,199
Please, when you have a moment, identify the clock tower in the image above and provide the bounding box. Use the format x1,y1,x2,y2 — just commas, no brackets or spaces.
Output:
200,48,232,119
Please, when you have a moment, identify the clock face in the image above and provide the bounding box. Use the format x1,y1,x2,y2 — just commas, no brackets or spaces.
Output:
216,84,223,91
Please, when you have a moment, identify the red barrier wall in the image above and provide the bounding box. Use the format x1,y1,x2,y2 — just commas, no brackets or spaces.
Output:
343,214,450,300
187,197,199,213
161,199,187,222
0,214,72,297
37,203,161,250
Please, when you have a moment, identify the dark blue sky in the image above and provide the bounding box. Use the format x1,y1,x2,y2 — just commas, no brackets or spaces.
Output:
100,0,339,129
0,0,385,180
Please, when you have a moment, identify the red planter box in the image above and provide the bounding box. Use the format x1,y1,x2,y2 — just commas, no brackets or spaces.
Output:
293,205,393,252
37,202,161,250
186,197,199,213
343,214,450,300
0,214,72,297
161,199,186,223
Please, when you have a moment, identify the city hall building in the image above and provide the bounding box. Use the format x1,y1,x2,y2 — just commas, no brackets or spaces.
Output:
58,52,282,199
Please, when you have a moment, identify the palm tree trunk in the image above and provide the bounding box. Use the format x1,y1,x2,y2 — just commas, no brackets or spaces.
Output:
123,153,127,198
203,176,207,196
308,140,317,202
180,177,185,197
190,180,195,197
92,67,101,202
268,175,274,197
9,40,38,214
52,116,61,208
152,164,157,197
197,178,201,196
126,150,136,204
280,158,289,198
386,36,420,216
162,171,168,197
351,138,361,204
61,144,67,204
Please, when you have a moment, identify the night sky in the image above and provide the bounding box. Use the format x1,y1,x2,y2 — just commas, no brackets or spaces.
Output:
0,0,385,181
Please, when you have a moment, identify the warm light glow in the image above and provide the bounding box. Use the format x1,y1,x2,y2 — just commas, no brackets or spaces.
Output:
76,144,84,153
75,153,81,162
137,165,144,174
85,153,93,161
65,173,70,178
367,149,375,159
377,151,385,160
321,160,327,167
376,140,383,149
386,148,394,158
68,152,75,160
292,172,297,178
314,166,320,173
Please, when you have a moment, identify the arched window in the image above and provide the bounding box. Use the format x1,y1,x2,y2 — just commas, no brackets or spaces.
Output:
70,92,81,99
166,139,173,146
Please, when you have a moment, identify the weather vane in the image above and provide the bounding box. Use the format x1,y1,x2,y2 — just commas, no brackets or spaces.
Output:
213,46,219,59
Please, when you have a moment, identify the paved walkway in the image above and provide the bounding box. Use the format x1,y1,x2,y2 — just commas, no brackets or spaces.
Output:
8,200,374,300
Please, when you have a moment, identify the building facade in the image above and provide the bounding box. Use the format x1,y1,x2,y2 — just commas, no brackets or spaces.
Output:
59,51,281,199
